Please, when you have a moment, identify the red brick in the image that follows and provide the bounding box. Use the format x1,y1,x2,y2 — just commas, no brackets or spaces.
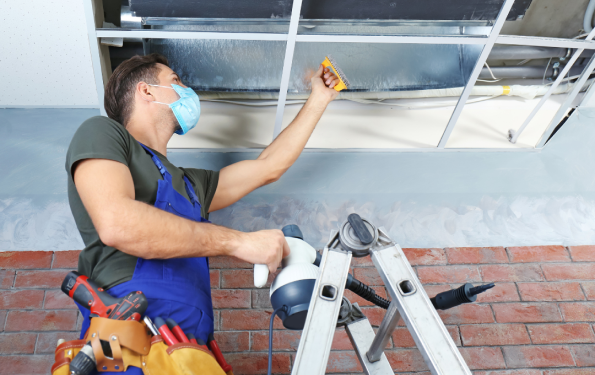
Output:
474,370,541,375
393,326,460,347
402,248,446,265
14,270,67,288
5,310,78,331
507,245,570,263
225,352,290,374
213,310,220,331
43,290,77,310
481,264,544,282
518,282,585,301
423,284,452,297
221,269,277,289
213,331,249,352
0,311,6,332
0,333,37,354
476,283,520,303
503,345,575,368
417,266,481,284
353,267,384,286
460,324,530,346
0,251,52,269
344,286,388,307
542,263,595,281
569,245,595,262
385,349,428,372
437,303,495,324
543,370,595,375
493,303,562,323
220,310,283,330
559,302,595,321
360,306,387,326
209,270,219,288
446,247,508,264
332,328,357,350
52,250,81,269
0,270,15,289
528,323,595,344
460,347,506,370
582,282,595,300
251,330,302,351
570,345,595,367
351,256,374,267
208,256,252,269
252,289,272,309
36,331,80,353
211,289,251,309
326,351,362,373
0,290,44,309
0,354,54,375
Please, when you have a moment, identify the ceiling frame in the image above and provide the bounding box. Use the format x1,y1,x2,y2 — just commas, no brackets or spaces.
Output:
84,0,595,150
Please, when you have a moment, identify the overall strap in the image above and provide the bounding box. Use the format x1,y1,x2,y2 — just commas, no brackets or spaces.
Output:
183,176,201,207
138,142,171,180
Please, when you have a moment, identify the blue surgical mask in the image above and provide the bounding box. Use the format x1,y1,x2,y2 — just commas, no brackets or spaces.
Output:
149,84,200,135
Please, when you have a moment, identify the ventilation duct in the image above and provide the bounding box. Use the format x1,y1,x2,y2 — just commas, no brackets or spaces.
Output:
115,0,537,94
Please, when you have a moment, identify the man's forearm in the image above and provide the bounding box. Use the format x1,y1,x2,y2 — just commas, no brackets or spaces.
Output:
257,95,328,168
101,197,242,259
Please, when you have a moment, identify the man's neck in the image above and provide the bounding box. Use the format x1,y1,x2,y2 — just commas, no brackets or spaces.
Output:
126,117,173,157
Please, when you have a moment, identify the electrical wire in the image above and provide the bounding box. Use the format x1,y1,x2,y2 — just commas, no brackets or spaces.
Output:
268,306,287,375
349,95,500,109
477,62,502,83
543,57,553,85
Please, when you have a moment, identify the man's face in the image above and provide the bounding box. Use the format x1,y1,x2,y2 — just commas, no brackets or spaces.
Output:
147,64,188,131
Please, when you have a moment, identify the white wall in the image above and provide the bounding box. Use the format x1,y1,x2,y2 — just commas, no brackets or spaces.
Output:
0,0,98,107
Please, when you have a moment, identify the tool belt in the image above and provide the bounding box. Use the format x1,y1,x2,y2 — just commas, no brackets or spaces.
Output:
51,317,230,375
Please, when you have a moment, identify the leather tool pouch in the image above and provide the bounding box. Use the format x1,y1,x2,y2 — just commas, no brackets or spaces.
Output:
51,318,229,375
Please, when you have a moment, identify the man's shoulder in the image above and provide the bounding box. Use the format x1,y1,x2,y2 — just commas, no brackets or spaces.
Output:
76,116,127,137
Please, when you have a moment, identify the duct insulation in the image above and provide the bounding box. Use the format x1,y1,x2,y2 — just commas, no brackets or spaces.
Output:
145,38,485,93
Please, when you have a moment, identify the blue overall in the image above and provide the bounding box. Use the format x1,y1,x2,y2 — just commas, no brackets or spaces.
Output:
77,143,213,374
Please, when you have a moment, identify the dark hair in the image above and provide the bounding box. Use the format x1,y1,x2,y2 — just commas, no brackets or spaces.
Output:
104,53,169,126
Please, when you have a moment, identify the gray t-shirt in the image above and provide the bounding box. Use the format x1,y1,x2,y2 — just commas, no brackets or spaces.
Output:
65,116,219,288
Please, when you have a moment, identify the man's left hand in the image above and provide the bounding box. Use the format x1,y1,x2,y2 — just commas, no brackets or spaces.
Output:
311,64,340,105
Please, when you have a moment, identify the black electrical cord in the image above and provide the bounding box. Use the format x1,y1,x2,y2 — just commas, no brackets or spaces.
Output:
345,274,391,309
268,306,288,375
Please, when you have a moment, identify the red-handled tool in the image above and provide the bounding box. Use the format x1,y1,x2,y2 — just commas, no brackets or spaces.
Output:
187,333,209,350
61,271,147,321
208,333,232,373
166,318,190,343
154,317,179,346
186,332,198,345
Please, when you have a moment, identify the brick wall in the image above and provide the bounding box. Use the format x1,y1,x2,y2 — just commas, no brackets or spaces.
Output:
2,246,595,374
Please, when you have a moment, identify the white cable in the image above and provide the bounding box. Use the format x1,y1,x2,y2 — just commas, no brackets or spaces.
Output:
477,62,502,83
349,95,500,110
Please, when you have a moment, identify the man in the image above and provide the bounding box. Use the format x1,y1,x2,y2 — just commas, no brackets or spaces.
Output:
66,53,339,373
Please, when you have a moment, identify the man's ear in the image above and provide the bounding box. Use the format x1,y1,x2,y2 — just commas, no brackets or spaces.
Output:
136,82,154,102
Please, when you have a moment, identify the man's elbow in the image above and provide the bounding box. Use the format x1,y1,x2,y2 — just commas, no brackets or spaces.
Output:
94,210,125,249
263,169,285,185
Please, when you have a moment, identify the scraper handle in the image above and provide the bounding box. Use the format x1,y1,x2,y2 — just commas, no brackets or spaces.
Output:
254,264,269,288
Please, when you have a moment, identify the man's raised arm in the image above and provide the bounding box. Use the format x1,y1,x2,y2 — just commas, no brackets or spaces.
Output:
209,64,339,212
73,158,288,273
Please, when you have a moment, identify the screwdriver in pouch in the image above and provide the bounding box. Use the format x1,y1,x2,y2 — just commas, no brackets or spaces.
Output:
166,318,190,343
208,333,233,373
187,333,209,350
154,317,179,346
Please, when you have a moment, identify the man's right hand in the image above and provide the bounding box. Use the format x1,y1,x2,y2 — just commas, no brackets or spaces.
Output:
232,229,291,273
